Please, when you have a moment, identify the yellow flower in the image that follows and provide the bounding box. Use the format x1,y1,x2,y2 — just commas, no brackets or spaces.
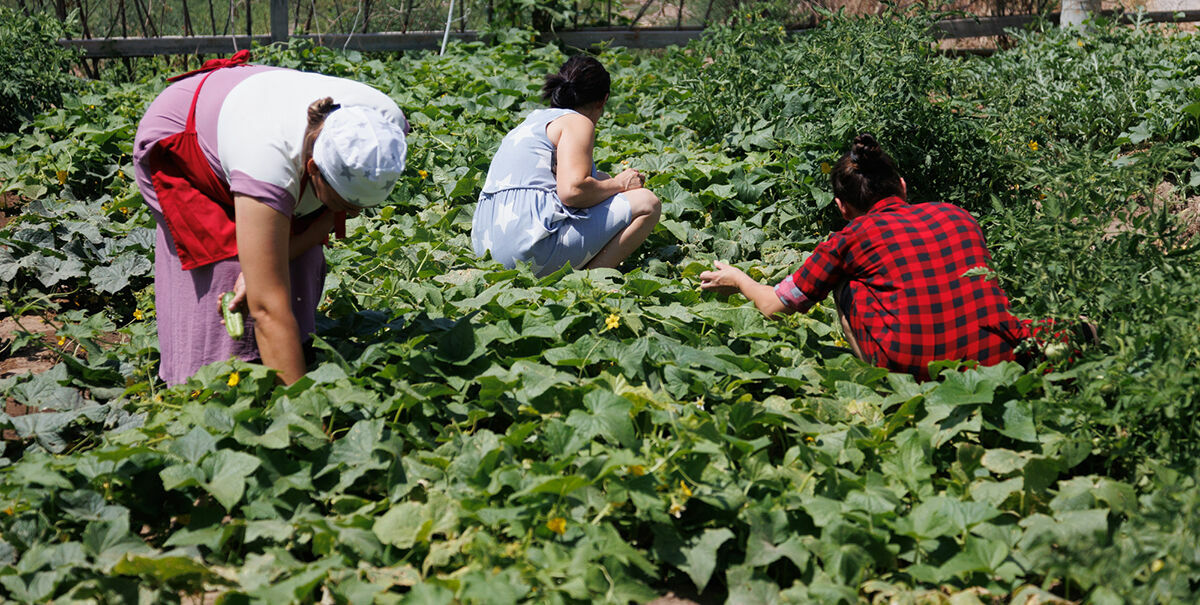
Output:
629,464,646,477
605,313,620,331
57,336,66,346
119,207,131,215
133,309,144,320
679,480,692,499
805,435,815,443
668,501,685,518
1028,141,1039,152
227,371,240,387
190,390,200,398
418,169,429,179
820,162,832,174
546,517,566,535
1151,559,1165,573
1077,39,1084,47
56,170,68,185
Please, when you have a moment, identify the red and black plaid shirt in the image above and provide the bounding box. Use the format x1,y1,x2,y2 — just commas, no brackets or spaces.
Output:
774,197,1028,379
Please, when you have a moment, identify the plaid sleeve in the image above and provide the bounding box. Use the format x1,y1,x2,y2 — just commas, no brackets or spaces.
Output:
788,232,849,305
774,274,814,312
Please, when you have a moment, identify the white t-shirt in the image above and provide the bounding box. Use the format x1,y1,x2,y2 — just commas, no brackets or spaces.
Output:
217,70,406,217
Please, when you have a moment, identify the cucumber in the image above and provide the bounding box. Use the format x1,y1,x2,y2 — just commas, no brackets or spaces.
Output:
220,291,244,340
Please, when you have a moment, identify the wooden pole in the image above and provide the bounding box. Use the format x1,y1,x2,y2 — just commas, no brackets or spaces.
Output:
181,0,195,36
271,0,288,41
1061,0,1100,30
631,0,654,27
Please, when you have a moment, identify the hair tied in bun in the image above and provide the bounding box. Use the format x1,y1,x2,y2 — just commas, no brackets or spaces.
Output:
542,55,611,110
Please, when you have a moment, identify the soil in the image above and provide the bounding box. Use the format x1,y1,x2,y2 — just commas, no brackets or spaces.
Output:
0,190,24,230
0,316,62,421
647,594,703,605
1105,181,1200,243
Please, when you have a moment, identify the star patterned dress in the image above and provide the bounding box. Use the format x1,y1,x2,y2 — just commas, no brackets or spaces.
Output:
472,108,632,276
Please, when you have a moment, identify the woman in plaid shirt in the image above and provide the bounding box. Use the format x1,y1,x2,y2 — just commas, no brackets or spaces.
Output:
699,133,1032,380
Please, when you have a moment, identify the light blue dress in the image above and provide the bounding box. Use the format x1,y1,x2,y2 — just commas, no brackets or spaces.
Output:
472,108,632,277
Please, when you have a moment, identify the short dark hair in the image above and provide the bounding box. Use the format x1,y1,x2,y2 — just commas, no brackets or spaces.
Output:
830,133,904,213
542,55,610,110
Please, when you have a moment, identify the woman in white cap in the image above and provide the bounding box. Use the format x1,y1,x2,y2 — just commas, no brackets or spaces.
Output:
132,51,408,385
472,55,660,276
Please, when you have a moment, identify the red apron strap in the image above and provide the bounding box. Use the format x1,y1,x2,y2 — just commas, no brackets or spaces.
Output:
149,51,252,270
184,69,219,134
166,49,252,83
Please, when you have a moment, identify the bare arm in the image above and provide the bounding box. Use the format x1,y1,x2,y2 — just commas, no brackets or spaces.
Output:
234,195,306,384
699,261,790,319
549,113,643,209
288,210,337,261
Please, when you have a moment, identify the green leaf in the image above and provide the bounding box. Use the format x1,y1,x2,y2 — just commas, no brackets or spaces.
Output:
564,390,635,448
679,528,735,592
88,253,151,293
170,427,217,463
521,475,591,497
373,502,428,549
112,554,219,583
200,449,261,511
981,448,1027,475
894,496,1000,540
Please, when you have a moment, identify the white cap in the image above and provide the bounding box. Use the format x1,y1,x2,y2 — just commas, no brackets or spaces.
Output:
312,105,407,207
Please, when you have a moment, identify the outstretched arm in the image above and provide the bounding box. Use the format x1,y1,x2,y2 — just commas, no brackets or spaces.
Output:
699,261,790,319
234,195,306,384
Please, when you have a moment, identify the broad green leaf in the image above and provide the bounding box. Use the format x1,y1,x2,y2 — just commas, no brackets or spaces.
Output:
170,427,217,463
679,528,735,592
201,449,262,511
373,502,427,549
981,448,1027,475
112,554,218,583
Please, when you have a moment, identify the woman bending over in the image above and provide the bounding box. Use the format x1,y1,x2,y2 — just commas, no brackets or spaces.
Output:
133,52,408,385
472,55,661,277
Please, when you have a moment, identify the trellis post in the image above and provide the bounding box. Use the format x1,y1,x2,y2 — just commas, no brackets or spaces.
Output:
1061,0,1100,30
270,0,288,42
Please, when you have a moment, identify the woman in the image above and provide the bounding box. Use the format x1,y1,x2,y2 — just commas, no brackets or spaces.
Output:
132,51,408,385
472,55,661,277
699,134,1034,380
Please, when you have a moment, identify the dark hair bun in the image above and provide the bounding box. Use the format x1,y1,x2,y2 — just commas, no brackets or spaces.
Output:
830,132,903,212
542,55,611,109
850,133,884,170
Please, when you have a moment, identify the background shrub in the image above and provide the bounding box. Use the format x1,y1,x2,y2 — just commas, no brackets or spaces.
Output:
0,7,82,133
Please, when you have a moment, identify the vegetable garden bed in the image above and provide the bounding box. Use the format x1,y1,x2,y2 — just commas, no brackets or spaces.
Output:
1,10,1199,604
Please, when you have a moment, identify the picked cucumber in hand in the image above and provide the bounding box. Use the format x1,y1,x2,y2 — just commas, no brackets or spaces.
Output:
220,291,244,340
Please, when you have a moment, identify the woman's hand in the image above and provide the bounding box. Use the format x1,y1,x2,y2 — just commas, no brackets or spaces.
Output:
699,261,748,295
224,272,247,312
700,261,790,319
614,168,645,192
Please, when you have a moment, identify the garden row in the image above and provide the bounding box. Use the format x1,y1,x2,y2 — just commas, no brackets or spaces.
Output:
1,10,1199,604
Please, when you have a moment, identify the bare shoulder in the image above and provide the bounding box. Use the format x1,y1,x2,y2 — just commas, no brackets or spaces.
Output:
547,111,594,145
554,111,594,129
